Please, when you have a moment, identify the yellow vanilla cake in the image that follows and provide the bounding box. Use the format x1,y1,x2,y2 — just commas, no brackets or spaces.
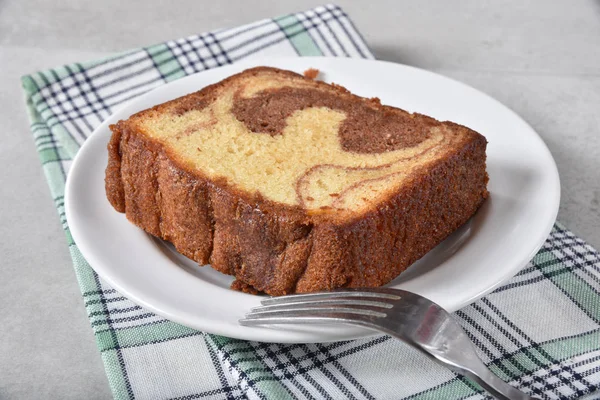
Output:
105,67,489,295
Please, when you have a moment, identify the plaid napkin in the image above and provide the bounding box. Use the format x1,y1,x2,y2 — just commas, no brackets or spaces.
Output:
21,4,600,400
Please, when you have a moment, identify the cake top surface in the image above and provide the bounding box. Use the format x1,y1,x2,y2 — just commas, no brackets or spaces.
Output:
122,67,480,215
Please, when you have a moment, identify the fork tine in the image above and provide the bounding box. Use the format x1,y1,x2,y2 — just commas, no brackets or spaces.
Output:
261,290,401,306
250,303,390,316
239,309,384,327
252,298,393,312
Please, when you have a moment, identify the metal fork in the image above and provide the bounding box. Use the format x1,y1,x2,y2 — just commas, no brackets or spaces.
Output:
240,288,537,400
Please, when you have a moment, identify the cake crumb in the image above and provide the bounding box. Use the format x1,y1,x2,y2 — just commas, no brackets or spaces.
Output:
303,68,319,79
330,82,351,94
231,280,260,295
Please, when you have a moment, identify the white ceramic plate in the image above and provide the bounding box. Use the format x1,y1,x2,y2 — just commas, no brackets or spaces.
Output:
65,57,560,343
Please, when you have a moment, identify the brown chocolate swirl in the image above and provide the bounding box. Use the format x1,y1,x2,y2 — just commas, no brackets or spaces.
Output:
231,87,437,154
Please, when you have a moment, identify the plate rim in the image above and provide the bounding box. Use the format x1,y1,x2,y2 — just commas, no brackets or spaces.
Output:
65,56,560,343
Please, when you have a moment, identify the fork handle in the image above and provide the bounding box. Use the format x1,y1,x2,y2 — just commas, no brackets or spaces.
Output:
384,330,536,399
455,366,536,400
415,345,537,400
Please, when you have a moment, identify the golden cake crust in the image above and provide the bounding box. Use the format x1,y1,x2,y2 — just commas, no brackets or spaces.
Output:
105,67,489,295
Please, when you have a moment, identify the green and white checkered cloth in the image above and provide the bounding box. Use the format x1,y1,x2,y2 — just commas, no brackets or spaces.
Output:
21,4,600,399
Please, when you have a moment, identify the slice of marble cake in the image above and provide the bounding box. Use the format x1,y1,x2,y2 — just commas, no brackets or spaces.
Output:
105,67,489,295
